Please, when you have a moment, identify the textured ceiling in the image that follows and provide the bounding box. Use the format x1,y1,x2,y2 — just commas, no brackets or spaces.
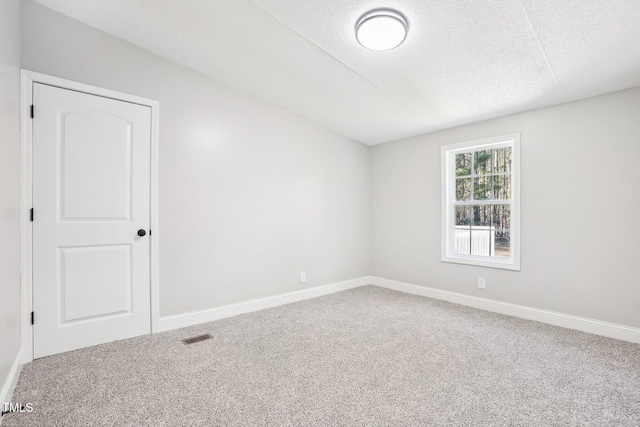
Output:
33,0,640,145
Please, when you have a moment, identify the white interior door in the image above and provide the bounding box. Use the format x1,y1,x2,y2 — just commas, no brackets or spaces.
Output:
32,83,152,358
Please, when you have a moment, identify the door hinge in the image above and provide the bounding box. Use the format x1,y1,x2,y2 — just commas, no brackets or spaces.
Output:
149,229,152,236
30,105,34,119
31,311,34,325
30,208,34,222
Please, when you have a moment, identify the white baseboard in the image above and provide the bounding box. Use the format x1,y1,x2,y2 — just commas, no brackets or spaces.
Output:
158,276,370,332
158,275,640,343
0,347,23,423
370,276,640,344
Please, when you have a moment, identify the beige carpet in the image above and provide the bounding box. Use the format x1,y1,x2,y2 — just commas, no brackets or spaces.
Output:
4,286,640,426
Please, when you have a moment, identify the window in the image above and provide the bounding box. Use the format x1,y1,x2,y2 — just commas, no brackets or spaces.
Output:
441,134,520,270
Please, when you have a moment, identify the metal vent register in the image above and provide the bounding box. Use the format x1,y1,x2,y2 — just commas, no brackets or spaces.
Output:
181,333,213,345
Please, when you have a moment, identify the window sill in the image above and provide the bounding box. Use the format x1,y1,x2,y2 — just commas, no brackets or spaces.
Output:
441,255,520,271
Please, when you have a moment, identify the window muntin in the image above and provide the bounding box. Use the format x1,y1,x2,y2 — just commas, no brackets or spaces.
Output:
442,134,520,270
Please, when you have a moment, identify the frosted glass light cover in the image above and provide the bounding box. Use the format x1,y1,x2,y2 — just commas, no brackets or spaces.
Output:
356,10,408,51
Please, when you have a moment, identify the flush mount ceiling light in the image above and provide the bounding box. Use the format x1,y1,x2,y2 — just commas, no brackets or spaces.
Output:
355,9,408,51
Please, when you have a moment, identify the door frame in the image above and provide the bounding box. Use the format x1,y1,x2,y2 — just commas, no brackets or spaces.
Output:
20,70,161,362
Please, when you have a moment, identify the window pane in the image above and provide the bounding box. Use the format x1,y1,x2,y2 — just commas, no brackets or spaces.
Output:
454,206,471,254
454,228,470,254
472,205,491,226
456,178,471,201
456,152,472,176
474,149,492,175
492,204,511,257
473,176,491,200
455,206,471,226
494,230,510,258
469,205,492,256
493,146,512,174
493,175,511,200
492,204,511,231
470,228,493,256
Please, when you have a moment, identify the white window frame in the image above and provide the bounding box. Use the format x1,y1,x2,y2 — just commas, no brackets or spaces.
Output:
441,133,520,271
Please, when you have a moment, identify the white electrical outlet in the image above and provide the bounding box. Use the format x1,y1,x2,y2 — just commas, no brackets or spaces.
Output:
300,272,306,284
477,277,486,289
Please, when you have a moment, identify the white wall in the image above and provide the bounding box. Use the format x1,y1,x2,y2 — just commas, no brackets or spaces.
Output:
372,87,640,328
0,0,23,401
20,0,370,317
16,0,639,338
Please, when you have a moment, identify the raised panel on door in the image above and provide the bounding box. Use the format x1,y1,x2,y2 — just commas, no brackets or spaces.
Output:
61,112,133,221
32,83,152,358
59,244,133,323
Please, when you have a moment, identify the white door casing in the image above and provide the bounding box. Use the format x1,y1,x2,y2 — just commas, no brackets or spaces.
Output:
32,83,152,358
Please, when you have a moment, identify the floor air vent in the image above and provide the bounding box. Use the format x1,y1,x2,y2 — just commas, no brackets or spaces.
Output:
182,333,213,345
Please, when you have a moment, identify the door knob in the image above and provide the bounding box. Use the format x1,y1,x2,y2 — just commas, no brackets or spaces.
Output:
137,229,147,237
